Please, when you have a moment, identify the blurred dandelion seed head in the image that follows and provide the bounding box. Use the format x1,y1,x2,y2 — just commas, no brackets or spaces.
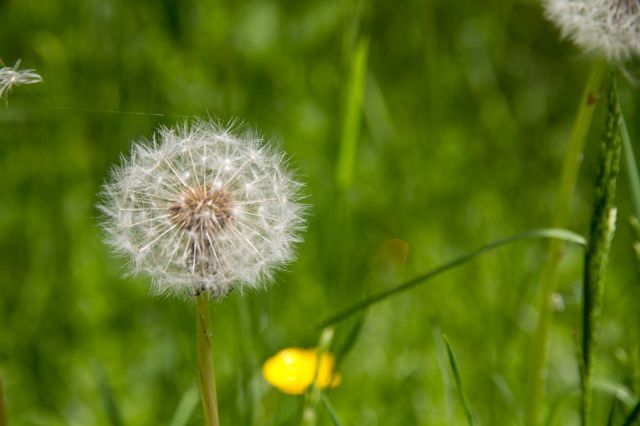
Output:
100,120,306,299
0,59,43,100
545,0,640,61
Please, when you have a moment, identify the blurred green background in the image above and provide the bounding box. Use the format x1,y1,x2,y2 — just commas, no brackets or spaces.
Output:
1,0,640,424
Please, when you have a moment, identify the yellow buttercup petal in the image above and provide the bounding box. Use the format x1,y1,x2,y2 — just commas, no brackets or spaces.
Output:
262,348,341,395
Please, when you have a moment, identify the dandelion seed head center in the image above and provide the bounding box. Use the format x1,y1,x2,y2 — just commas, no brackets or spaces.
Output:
169,185,234,232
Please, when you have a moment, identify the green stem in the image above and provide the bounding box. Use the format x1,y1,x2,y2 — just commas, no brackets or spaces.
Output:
528,59,607,425
580,74,621,426
0,372,7,426
196,294,220,426
301,328,335,426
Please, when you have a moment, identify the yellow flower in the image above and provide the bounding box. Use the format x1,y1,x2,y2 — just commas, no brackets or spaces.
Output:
262,348,341,395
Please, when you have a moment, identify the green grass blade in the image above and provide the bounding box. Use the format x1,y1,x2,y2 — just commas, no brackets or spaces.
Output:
0,372,7,426
620,113,640,220
543,381,635,426
491,373,524,425
321,395,343,426
544,389,579,426
607,397,617,426
334,309,367,368
433,326,455,425
319,228,586,327
634,347,640,407
581,75,623,426
593,380,637,408
529,59,608,425
95,367,124,426
621,112,640,268
630,217,640,265
442,334,476,426
622,400,640,426
336,37,369,189
169,386,199,426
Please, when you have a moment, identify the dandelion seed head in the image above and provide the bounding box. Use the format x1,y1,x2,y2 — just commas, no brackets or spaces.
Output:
0,59,43,100
544,0,640,61
100,120,306,299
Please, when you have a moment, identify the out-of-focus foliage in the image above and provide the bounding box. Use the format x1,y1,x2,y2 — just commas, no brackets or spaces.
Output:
1,0,639,424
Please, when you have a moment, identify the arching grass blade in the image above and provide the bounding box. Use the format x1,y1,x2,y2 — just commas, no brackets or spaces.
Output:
320,228,586,327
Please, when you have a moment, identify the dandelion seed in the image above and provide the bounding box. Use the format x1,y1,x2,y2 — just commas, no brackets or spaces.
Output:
262,348,342,395
0,59,43,100
544,0,640,61
100,120,306,299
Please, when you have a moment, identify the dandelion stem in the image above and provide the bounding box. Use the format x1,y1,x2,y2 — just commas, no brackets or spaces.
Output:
196,294,220,426
528,59,607,426
301,328,335,426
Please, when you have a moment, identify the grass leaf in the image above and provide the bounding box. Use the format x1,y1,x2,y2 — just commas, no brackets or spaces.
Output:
169,386,199,426
95,366,124,426
620,113,640,220
321,395,343,426
607,397,617,426
442,334,476,426
0,373,7,426
622,400,640,426
544,389,579,426
529,58,608,424
334,309,367,369
320,228,586,327
593,380,637,408
336,37,369,189
491,373,524,425
433,326,455,425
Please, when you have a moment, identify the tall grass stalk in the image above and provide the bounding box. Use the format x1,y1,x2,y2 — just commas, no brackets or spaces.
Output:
196,294,220,426
580,76,622,426
301,327,335,426
529,59,607,425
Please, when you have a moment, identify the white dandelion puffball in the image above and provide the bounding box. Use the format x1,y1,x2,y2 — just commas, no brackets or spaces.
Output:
0,59,42,100
100,121,306,299
544,0,640,61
